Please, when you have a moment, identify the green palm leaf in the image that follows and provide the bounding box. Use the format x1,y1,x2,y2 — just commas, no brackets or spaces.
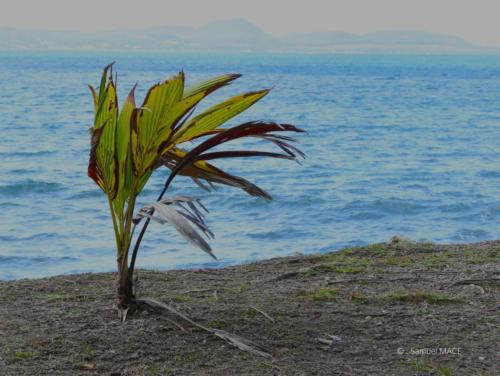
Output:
88,80,118,198
131,72,184,177
182,73,241,99
173,89,270,144
113,85,137,219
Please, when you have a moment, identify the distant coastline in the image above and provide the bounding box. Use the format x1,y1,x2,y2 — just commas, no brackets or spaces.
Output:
1,19,497,54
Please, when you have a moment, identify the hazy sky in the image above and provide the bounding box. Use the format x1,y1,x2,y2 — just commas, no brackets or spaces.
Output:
2,0,500,46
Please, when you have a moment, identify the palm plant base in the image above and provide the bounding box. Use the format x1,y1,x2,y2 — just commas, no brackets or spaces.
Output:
117,272,135,310
113,275,272,358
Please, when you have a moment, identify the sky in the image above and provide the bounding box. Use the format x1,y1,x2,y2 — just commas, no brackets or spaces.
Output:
1,0,500,47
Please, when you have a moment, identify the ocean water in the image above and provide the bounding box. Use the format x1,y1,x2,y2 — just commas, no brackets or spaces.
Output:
1,52,500,280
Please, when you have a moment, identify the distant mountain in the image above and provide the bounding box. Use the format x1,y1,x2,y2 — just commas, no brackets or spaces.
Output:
190,19,279,52
0,19,492,53
281,29,481,53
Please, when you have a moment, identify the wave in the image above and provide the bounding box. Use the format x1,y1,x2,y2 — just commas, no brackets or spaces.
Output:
69,190,102,199
0,150,55,158
477,170,500,179
0,255,80,265
0,232,59,242
247,229,310,240
7,168,40,175
0,179,65,196
0,202,22,208
340,197,430,219
453,228,490,241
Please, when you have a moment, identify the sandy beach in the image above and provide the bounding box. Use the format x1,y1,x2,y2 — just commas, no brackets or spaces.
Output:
0,239,498,375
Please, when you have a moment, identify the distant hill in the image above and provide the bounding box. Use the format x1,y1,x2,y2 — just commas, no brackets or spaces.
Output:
0,19,492,53
281,29,481,53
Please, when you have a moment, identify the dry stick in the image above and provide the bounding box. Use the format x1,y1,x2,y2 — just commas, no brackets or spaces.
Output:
249,305,276,323
178,287,232,295
157,316,187,332
136,297,272,359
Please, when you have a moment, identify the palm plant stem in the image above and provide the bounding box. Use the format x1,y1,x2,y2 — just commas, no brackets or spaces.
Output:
108,197,121,256
128,173,172,277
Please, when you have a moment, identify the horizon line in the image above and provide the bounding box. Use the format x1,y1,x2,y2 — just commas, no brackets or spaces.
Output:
0,18,486,46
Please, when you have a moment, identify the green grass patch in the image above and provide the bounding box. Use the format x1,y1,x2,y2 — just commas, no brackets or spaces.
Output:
387,291,458,304
45,293,72,302
303,264,334,276
464,247,500,264
12,350,38,362
241,308,258,321
209,319,227,329
359,243,388,255
481,315,496,323
172,294,191,303
334,266,366,274
408,360,453,375
384,255,413,267
231,283,250,294
80,342,93,361
203,295,218,304
422,253,454,268
349,291,367,303
307,253,378,275
313,287,338,301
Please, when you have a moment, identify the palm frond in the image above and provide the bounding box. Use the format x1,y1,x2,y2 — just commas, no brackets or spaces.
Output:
173,90,270,144
134,197,215,258
159,147,272,199
159,121,305,199
131,72,184,176
182,73,241,99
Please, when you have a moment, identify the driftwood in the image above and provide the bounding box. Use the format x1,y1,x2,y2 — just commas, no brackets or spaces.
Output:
135,297,272,359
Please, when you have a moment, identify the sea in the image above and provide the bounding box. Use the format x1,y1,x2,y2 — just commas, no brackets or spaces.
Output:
1,52,500,280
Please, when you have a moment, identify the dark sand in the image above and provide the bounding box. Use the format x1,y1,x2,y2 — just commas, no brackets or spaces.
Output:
0,240,498,375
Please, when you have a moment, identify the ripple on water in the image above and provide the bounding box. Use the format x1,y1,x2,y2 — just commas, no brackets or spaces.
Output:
69,190,102,199
0,202,22,208
0,150,55,158
247,228,310,241
438,202,473,213
477,170,500,179
340,197,430,219
0,179,65,196
0,255,80,266
452,228,490,241
0,232,60,242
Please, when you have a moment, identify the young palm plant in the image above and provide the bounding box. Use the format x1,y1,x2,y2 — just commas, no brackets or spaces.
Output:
87,63,304,314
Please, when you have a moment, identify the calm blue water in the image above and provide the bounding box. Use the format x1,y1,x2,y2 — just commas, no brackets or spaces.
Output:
1,52,500,280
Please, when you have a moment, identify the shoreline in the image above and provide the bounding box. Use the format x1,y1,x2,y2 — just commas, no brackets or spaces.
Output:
1,238,497,283
0,240,498,375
